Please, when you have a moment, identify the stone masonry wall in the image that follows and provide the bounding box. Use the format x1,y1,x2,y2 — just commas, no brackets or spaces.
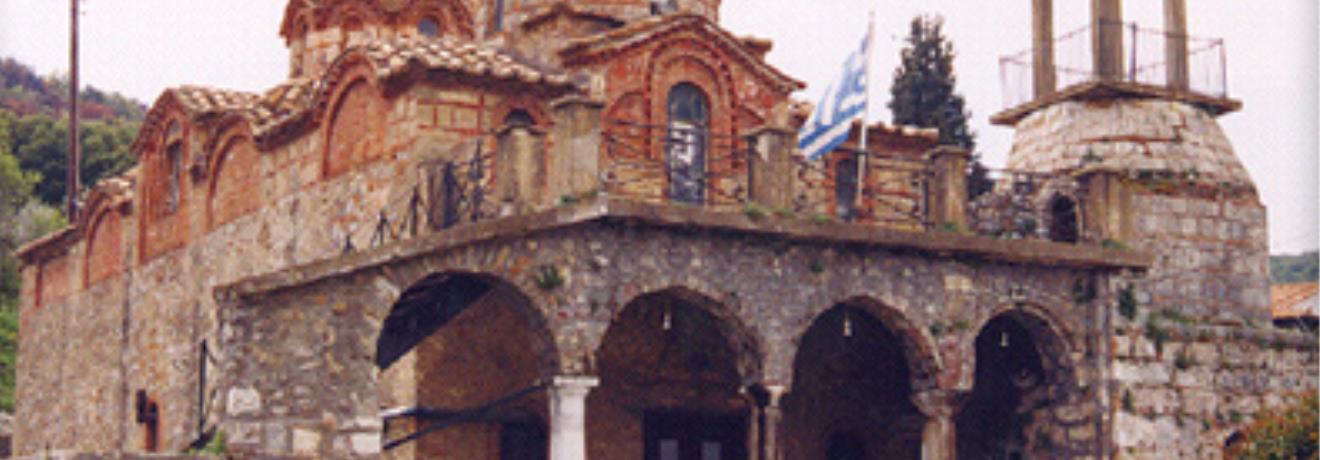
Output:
216,207,1121,458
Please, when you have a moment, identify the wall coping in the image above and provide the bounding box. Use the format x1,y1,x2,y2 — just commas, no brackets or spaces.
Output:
216,196,1153,301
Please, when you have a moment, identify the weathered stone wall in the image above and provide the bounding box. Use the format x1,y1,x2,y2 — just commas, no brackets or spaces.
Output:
1110,312,1317,459
14,76,544,456
214,202,1126,458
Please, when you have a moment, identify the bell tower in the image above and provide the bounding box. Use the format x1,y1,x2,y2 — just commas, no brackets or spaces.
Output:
996,0,1269,321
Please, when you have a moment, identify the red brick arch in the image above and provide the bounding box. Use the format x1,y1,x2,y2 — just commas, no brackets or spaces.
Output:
83,207,124,288
321,71,387,179
207,134,264,229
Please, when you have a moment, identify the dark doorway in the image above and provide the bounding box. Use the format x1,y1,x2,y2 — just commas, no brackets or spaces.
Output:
644,412,747,460
1047,195,1078,243
957,316,1046,460
783,305,923,460
500,417,548,460
826,431,866,460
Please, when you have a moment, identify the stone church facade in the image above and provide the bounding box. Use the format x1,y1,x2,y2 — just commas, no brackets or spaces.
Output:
12,0,1315,459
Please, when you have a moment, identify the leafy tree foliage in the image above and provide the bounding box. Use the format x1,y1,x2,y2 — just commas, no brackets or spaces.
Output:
887,15,993,199
1225,392,1318,460
8,114,138,206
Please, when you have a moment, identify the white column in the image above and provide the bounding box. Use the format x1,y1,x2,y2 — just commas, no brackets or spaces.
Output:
549,375,599,460
912,389,968,460
762,385,786,460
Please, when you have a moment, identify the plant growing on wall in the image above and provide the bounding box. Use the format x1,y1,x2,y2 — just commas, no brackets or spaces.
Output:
1224,392,1318,460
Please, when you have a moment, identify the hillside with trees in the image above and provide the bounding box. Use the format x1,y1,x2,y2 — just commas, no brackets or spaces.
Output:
1271,251,1319,285
0,56,145,412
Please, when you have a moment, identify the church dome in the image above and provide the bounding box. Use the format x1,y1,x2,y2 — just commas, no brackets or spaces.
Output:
1006,99,1255,190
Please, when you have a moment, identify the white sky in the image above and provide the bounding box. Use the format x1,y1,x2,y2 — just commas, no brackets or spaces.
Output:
1,0,1315,254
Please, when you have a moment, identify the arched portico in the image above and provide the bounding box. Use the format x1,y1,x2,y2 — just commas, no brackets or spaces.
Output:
588,287,761,460
782,301,936,460
956,307,1078,460
375,271,560,460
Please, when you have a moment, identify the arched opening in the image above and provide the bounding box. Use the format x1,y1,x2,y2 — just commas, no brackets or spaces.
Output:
783,305,925,460
589,290,755,460
957,312,1069,460
666,83,709,204
1047,195,1078,243
376,273,556,460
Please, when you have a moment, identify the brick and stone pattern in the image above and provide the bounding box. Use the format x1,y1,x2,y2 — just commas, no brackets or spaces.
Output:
214,200,1131,458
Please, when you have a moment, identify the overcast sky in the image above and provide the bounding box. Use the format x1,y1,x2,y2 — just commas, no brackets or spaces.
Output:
1,0,1315,254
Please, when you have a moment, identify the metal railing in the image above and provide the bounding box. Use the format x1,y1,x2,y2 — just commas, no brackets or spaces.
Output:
602,120,750,207
999,21,1227,109
791,148,932,229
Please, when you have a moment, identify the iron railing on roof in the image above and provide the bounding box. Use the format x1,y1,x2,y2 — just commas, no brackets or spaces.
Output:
999,21,1227,109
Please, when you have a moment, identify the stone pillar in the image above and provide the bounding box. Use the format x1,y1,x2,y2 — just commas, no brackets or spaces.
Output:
1075,166,1132,244
548,376,599,460
1164,0,1190,90
1091,0,1124,81
744,125,795,210
912,390,968,460
926,146,970,231
496,121,547,215
761,385,786,460
1032,0,1056,98
740,388,763,460
549,96,605,206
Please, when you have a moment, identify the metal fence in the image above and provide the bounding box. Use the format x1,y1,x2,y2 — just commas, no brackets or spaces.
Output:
999,21,1227,109
602,120,750,207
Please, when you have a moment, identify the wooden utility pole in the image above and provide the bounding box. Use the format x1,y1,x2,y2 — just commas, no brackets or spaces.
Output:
67,0,80,218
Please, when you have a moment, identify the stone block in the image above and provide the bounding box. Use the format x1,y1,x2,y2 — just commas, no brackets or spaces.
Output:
291,428,321,456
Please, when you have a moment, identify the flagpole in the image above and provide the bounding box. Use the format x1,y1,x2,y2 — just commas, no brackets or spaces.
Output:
855,11,875,219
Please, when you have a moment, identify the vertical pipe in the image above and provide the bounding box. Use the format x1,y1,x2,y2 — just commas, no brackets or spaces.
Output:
1031,0,1056,98
1164,0,1190,90
67,0,80,218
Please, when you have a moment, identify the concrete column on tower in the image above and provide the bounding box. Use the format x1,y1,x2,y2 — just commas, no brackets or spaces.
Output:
1032,0,1056,98
1164,0,1190,90
1091,0,1124,80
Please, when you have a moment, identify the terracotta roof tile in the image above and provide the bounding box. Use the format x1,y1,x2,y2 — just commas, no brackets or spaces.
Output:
360,36,575,89
1272,282,1319,319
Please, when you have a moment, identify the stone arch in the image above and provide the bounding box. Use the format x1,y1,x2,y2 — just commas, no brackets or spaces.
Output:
957,304,1082,459
322,71,387,178
1046,193,1079,243
599,286,763,383
374,269,559,458
786,295,940,391
206,134,264,229
375,270,560,375
587,285,761,459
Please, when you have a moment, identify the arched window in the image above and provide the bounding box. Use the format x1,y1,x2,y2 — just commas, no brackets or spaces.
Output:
1047,195,1078,243
162,121,184,216
666,83,708,204
418,16,440,37
835,154,859,221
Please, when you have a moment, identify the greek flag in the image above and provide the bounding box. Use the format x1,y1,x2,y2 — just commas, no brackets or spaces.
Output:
798,30,871,161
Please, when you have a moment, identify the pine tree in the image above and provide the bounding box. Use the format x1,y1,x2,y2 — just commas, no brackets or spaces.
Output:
888,15,993,199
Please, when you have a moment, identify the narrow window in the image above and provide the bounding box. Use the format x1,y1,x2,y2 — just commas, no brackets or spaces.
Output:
834,154,858,221
418,17,440,37
666,83,708,204
165,142,182,214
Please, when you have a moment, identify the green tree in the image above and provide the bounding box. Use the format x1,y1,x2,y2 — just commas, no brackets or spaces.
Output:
8,114,138,206
888,15,993,199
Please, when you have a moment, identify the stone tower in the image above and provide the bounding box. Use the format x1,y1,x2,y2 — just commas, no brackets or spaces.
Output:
994,0,1269,322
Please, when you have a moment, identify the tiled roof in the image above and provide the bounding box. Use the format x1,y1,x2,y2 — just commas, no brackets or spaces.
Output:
360,36,575,88
1271,282,1319,319
559,14,804,93
170,86,261,117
